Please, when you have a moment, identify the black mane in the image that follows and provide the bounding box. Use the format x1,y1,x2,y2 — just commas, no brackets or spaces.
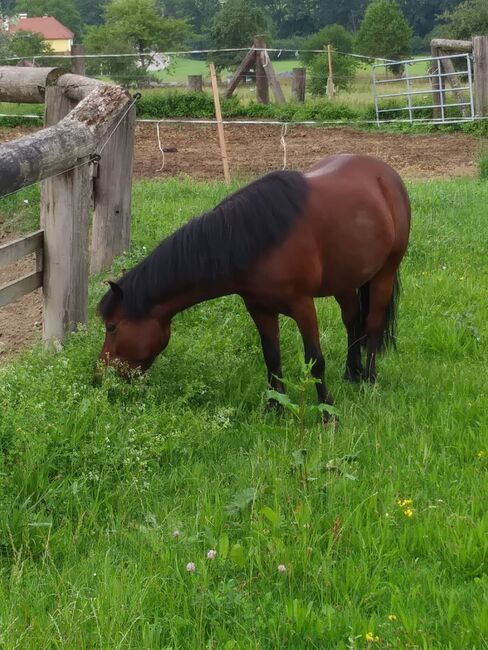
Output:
98,170,309,320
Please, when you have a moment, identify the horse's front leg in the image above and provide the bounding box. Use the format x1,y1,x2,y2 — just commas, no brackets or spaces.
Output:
290,298,335,422
244,300,285,412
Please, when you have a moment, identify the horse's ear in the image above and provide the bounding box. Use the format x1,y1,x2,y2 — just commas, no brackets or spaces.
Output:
107,281,124,301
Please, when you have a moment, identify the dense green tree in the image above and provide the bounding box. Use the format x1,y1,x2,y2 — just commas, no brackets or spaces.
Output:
210,0,269,69
435,0,488,40
74,0,108,25
300,24,354,65
159,0,219,35
356,0,412,62
14,0,82,37
398,0,460,38
299,25,358,95
0,28,53,60
84,0,189,84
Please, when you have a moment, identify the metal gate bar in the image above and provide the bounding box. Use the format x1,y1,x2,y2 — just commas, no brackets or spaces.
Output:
372,53,475,124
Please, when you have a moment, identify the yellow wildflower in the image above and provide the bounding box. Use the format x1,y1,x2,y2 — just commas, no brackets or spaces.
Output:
478,450,486,459
396,498,413,508
365,632,380,643
403,508,414,518
388,614,397,622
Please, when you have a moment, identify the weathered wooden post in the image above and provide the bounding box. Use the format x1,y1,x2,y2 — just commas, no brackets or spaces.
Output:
292,68,306,102
71,44,86,76
473,35,488,117
430,42,441,119
0,67,132,344
187,74,203,91
254,35,269,104
209,63,230,183
90,104,136,274
326,44,335,98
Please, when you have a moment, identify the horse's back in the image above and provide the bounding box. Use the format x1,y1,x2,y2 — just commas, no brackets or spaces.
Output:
305,153,410,257
239,154,411,302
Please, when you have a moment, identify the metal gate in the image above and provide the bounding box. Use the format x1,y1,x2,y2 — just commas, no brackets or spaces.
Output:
372,53,475,124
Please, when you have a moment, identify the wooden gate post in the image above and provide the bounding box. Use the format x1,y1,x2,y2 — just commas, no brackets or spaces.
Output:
291,68,306,102
71,44,86,76
254,36,269,104
473,36,488,117
90,105,136,274
430,42,441,119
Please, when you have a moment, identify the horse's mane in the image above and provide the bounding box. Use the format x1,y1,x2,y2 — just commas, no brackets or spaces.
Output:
98,170,309,320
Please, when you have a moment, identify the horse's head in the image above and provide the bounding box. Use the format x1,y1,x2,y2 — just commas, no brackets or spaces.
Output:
97,281,171,377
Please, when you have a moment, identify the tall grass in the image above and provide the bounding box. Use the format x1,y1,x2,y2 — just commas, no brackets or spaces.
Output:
0,177,487,648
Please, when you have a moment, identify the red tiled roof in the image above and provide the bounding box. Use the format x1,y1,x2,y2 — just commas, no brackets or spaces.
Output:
8,16,74,40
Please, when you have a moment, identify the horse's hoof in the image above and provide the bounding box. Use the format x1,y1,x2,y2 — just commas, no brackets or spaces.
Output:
343,367,363,383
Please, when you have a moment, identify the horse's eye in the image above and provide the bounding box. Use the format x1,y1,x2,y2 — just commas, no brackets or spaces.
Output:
106,324,116,333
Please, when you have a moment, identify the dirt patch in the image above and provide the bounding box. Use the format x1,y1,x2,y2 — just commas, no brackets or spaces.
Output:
133,123,480,181
0,122,481,360
0,232,42,361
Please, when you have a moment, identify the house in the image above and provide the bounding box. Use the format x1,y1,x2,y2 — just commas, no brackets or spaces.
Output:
8,14,74,54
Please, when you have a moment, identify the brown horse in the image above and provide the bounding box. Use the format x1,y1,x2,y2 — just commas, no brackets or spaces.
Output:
98,154,411,415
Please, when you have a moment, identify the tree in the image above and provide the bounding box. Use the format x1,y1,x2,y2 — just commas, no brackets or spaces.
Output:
75,0,109,26
397,0,460,38
300,24,355,65
300,25,359,95
0,28,53,61
9,30,54,57
356,0,412,62
160,0,220,36
210,0,270,70
14,0,83,38
435,0,488,40
83,0,189,84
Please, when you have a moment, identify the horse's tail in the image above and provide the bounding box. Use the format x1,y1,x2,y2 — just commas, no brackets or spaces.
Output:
358,269,401,352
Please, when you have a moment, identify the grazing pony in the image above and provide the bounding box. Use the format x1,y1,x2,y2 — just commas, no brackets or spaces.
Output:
98,154,411,416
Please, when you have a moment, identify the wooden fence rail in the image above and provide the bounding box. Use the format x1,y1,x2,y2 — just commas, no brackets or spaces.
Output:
0,66,136,345
0,230,44,308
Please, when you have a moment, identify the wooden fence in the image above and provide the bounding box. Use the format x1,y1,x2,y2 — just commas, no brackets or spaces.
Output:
0,66,136,344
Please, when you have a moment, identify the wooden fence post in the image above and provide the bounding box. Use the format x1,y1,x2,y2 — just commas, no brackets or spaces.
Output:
42,160,91,344
41,84,90,343
187,75,203,91
291,68,306,101
430,42,441,119
473,36,488,117
90,105,136,274
326,44,335,98
209,63,230,183
71,44,86,76
254,36,269,104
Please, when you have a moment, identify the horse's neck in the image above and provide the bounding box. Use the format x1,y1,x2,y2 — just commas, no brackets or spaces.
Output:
159,280,233,320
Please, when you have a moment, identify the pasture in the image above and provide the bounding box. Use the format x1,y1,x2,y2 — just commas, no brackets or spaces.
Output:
0,176,487,648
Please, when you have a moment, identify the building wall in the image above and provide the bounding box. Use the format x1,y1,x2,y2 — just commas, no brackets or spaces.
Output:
46,38,73,53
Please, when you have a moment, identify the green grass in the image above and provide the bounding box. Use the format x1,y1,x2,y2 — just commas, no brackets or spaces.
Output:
1,177,488,648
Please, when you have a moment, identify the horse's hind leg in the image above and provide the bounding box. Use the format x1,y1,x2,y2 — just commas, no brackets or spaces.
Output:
335,291,364,382
245,300,285,411
364,267,397,383
290,298,334,419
